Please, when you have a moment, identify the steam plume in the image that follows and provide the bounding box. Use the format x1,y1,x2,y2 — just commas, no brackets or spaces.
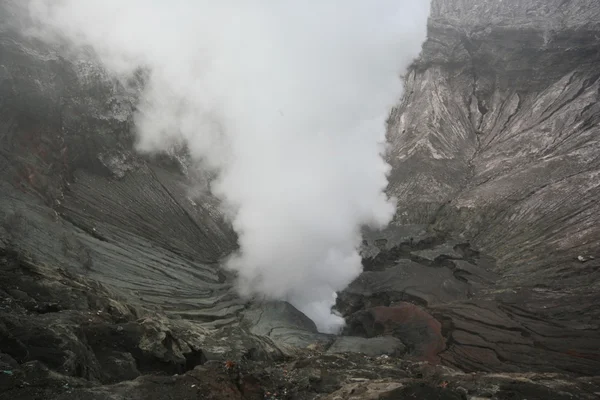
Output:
26,0,430,332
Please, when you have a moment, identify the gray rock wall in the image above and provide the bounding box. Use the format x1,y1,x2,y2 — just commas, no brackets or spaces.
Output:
387,0,600,288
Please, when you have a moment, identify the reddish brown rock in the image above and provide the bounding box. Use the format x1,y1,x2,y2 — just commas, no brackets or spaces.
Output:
348,303,446,363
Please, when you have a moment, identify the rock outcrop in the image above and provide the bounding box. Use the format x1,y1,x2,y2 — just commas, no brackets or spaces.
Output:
341,229,600,376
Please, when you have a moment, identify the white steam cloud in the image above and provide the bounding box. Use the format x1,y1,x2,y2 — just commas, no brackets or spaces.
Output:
26,1,430,333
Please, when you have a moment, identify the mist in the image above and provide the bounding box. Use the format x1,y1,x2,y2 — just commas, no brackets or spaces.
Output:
26,0,430,333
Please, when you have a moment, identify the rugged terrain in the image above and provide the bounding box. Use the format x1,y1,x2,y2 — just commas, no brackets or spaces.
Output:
388,0,600,293
1,0,599,399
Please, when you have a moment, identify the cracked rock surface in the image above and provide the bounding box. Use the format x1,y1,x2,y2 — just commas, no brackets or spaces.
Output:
387,0,600,291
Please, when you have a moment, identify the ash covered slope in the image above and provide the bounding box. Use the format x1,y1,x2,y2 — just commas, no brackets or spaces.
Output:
0,2,238,316
0,0,600,399
388,0,600,288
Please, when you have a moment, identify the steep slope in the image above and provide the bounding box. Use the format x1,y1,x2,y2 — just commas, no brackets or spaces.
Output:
0,3,240,318
387,0,600,292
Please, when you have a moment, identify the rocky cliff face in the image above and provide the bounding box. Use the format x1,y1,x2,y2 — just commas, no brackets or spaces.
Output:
388,0,600,283
1,1,599,399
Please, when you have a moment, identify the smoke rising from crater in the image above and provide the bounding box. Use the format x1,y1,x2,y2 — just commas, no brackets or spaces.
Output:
26,0,430,332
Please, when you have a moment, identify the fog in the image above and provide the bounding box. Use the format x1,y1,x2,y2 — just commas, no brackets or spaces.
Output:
26,0,430,332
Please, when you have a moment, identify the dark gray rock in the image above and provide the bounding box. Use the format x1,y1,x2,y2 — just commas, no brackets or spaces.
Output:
327,336,406,357
0,0,600,398
338,227,600,375
243,301,333,351
0,250,280,383
1,237,599,398
345,259,473,305
360,225,432,260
